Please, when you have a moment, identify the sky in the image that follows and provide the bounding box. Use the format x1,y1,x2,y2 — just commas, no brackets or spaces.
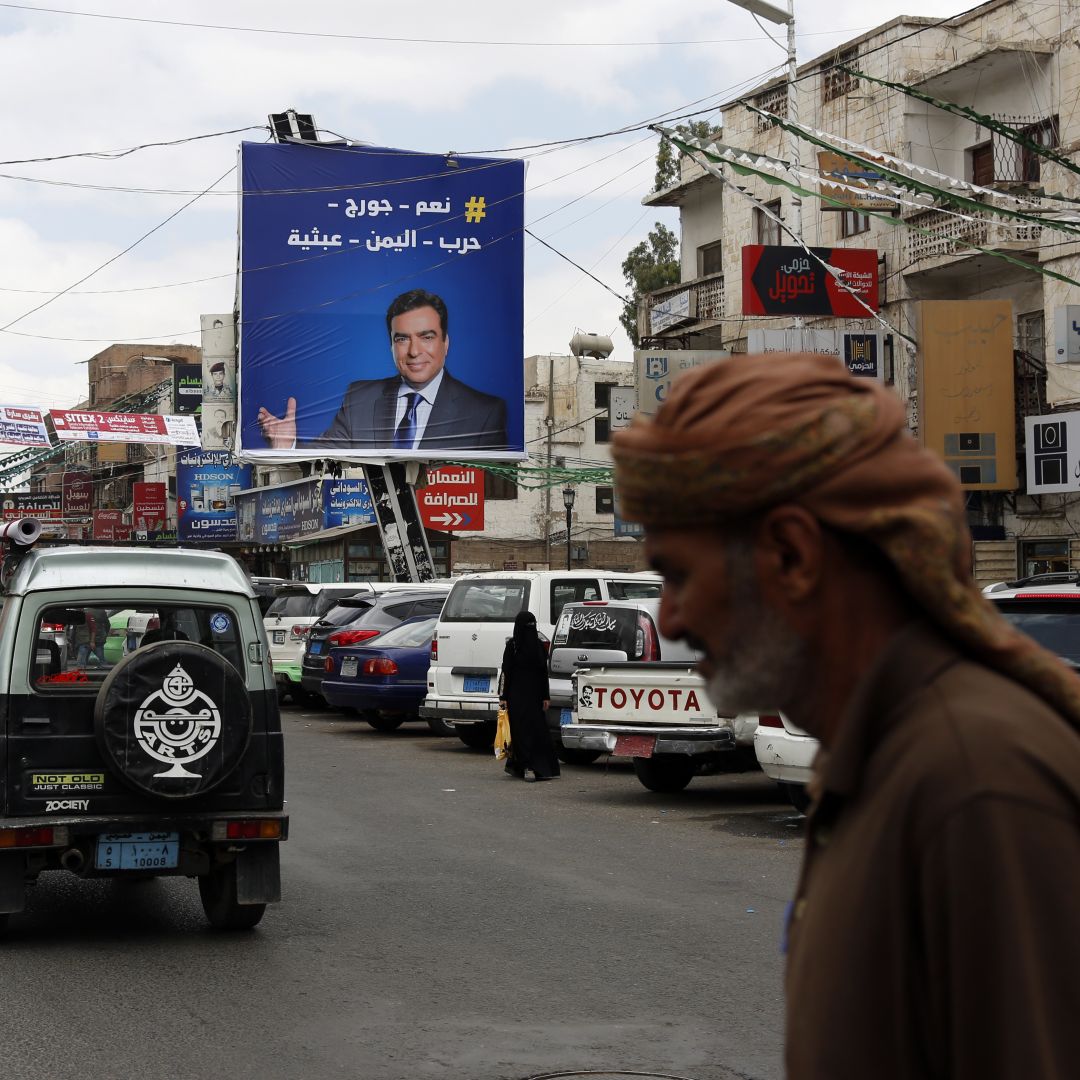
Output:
0,0,964,411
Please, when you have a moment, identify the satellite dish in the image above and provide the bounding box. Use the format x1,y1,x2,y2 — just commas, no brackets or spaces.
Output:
569,332,614,359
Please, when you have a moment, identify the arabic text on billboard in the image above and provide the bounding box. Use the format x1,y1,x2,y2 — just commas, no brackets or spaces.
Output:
177,450,253,542
0,405,50,447
235,478,373,545
741,246,878,317
237,143,526,464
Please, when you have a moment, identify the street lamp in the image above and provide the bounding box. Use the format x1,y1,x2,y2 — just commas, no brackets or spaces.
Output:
562,486,575,571
726,0,800,245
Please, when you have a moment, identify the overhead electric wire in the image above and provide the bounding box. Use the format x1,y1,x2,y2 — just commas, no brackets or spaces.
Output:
0,161,238,334
0,3,878,48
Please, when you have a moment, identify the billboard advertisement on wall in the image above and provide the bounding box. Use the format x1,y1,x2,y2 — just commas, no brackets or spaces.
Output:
132,482,167,537
237,142,526,464
741,245,878,317
176,451,253,542
634,351,730,417
917,300,1016,490
235,478,375,545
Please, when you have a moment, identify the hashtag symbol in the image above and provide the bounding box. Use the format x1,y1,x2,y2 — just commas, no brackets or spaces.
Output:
464,196,486,223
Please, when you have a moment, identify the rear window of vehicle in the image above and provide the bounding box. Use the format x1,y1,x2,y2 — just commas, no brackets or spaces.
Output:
319,599,375,627
375,616,439,649
315,589,365,616
32,601,245,691
606,579,663,600
442,579,531,622
559,607,638,654
994,601,1080,666
266,593,317,618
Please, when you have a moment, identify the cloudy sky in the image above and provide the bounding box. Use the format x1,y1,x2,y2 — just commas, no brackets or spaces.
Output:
0,0,959,410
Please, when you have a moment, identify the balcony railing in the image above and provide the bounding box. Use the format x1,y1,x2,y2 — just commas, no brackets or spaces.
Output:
642,272,725,338
906,205,1042,265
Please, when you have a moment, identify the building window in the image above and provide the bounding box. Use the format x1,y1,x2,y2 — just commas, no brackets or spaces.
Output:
595,486,615,514
755,200,782,246
594,381,618,443
753,83,789,130
1020,538,1069,578
840,210,870,238
483,470,517,500
699,240,724,276
822,49,859,103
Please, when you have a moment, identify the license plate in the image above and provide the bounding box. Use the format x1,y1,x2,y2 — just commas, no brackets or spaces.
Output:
273,630,285,644
96,832,179,871
340,657,358,678
463,676,490,693
614,734,656,758
560,707,573,726
310,641,322,655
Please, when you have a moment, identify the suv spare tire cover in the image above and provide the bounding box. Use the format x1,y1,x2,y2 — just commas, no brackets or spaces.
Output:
95,640,252,800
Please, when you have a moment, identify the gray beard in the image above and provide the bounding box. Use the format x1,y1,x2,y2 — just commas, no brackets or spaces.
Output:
702,595,810,716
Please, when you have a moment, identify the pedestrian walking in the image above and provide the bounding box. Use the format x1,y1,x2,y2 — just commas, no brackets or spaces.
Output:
498,611,560,781
611,351,1080,1080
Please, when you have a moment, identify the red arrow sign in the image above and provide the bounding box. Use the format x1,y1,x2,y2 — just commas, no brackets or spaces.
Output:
417,466,485,532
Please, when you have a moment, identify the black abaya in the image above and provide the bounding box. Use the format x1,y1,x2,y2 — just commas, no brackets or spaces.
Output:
498,633,560,780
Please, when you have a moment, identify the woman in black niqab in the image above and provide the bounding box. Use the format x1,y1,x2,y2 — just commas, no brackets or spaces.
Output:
498,611,560,780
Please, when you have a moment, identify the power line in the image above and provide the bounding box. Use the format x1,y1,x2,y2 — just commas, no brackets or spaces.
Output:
0,3,880,48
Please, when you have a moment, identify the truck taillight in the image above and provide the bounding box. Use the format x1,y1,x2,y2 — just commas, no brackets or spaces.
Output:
758,714,784,728
634,613,659,661
538,630,551,656
431,635,438,661
363,658,399,676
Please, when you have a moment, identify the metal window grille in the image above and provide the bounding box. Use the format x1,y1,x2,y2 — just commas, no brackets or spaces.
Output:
822,50,859,103
754,84,789,131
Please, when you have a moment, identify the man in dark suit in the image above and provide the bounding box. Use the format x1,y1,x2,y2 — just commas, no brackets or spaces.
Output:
257,289,508,451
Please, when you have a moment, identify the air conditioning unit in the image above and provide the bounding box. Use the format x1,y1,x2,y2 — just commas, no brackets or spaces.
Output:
571,545,589,561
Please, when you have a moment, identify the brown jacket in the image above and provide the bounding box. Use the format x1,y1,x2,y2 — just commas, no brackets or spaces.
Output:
786,622,1080,1079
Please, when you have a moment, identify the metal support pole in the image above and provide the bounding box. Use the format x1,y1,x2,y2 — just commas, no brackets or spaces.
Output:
786,0,803,345
363,463,435,583
565,503,572,571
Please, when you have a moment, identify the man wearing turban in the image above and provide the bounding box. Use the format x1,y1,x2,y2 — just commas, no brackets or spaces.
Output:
612,352,1080,1080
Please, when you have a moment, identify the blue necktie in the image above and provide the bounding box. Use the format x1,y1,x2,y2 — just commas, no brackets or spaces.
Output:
394,392,420,449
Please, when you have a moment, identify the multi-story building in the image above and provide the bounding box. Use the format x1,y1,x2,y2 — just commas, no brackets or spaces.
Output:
641,0,1080,583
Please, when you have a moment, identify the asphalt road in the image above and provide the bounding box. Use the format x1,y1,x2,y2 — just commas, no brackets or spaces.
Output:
1,706,805,1080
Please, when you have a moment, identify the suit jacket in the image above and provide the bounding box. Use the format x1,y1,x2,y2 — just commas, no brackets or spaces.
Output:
304,370,509,451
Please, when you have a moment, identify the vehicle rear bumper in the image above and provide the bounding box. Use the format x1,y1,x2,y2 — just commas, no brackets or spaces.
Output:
274,662,301,685
561,724,735,755
420,696,497,726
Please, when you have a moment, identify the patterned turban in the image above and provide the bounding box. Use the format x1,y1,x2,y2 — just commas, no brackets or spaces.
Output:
612,352,1080,729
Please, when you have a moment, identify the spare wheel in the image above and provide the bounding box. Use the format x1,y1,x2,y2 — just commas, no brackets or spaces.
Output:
94,640,252,800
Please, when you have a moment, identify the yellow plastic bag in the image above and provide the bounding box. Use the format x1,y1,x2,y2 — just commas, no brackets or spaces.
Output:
494,707,511,760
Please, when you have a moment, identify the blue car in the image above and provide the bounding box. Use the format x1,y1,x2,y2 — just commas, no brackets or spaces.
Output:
322,615,438,731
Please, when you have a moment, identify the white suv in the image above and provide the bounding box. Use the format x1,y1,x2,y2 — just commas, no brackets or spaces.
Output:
422,570,663,748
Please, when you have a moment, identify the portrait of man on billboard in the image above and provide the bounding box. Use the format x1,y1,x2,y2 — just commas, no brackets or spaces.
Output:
257,289,507,452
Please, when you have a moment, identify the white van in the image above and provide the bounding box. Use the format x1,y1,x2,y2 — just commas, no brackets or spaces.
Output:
421,569,663,747
265,581,425,703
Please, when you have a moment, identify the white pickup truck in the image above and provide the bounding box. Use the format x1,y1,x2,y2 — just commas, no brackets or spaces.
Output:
559,660,760,792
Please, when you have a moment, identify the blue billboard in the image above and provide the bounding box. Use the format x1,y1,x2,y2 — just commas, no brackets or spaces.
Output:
235,478,374,545
237,142,525,464
176,451,253,542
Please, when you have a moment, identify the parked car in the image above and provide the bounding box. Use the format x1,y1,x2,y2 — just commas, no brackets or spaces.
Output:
263,583,375,703
248,576,291,616
0,533,287,932
757,581,1080,814
548,597,699,764
753,715,816,813
103,609,157,664
422,569,663,748
300,586,449,703
322,615,441,730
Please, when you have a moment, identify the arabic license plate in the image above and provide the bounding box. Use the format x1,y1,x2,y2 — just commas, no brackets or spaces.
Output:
96,832,179,871
273,630,285,645
463,676,490,693
560,707,573,726
613,734,656,758
340,657,358,678
310,641,322,655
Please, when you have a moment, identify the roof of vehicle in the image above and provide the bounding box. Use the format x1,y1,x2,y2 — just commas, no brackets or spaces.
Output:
985,581,1080,600
3,545,256,598
330,585,450,607
451,569,661,582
